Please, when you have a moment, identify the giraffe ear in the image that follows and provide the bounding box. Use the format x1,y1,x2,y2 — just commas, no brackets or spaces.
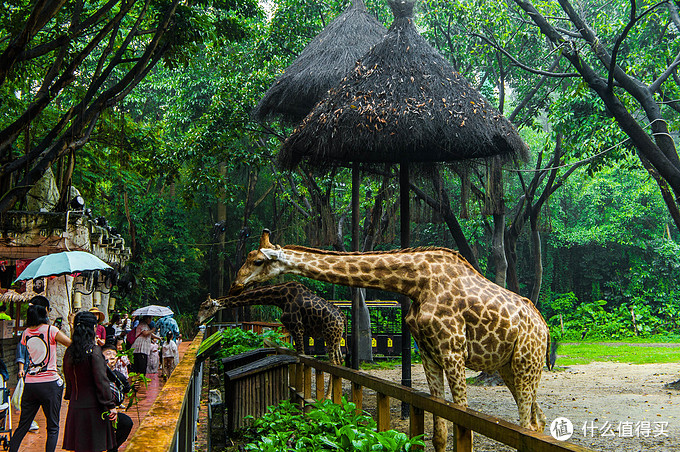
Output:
260,229,274,249
260,248,282,261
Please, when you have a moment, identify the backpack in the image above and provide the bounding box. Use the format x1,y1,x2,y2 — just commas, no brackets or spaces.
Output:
125,327,139,349
25,326,52,376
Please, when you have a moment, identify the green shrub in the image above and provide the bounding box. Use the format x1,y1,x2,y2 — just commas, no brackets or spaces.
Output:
238,398,424,451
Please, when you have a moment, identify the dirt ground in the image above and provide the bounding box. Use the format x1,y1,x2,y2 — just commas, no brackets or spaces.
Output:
351,361,680,452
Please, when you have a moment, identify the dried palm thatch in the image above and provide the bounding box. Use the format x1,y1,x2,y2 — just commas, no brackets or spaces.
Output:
0,289,36,304
279,0,528,169
253,0,387,124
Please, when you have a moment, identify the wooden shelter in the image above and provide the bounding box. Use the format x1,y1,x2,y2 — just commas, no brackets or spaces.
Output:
279,0,527,168
277,0,529,418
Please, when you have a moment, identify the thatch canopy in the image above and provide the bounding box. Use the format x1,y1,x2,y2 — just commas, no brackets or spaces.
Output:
253,0,387,124
279,0,528,169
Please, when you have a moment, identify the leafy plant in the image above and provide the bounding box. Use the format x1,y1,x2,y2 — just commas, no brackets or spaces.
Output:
214,327,292,361
238,398,424,451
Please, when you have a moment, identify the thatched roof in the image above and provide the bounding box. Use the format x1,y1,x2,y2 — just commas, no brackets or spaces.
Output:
279,0,528,169
253,0,387,124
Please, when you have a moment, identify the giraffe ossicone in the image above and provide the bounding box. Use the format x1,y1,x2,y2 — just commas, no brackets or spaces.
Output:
231,229,552,452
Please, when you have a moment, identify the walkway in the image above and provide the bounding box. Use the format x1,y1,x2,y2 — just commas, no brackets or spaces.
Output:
10,341,191,451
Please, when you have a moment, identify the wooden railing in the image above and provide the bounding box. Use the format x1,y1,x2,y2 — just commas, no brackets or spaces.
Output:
275,347,593,452
125,331,204,452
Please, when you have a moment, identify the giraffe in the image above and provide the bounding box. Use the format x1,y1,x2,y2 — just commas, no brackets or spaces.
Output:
229,230,551,452
198,281,347,367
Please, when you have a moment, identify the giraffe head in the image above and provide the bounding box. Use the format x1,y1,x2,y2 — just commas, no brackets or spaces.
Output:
197,294,219,324
229,229,285,295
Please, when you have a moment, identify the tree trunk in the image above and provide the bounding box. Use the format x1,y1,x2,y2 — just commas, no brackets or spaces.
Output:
492,213,507,287
529,218,543,304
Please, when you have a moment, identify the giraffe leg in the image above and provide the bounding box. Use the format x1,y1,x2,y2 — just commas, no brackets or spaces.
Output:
291,329,305,355
498,363,519,406
508,355,546,431
442,352,473,452
420,353,449,452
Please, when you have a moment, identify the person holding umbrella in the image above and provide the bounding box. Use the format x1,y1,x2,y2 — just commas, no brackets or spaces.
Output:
130,315,160,375
10,296,72,452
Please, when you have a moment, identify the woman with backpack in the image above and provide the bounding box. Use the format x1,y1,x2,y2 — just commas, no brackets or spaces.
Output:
10,297,72,452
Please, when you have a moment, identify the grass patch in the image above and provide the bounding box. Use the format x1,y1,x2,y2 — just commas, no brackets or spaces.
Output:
360,359,400,371
556,341,680,365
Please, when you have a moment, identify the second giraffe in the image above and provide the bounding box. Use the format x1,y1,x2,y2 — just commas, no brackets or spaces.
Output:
199,281,347,367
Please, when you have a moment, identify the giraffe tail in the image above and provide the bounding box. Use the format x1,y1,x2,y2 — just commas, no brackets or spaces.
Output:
546,332,558,371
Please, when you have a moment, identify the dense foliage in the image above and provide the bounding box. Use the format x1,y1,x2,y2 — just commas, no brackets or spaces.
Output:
237,398,424,451
2,0,679,339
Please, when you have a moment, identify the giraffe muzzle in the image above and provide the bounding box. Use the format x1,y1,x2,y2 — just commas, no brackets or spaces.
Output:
229,283,245,296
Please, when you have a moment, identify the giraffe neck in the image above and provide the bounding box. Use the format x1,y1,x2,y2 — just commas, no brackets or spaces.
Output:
217,284,287,309
278,246,466,298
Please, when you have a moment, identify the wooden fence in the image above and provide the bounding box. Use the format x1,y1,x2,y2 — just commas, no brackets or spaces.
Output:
273,347,593,452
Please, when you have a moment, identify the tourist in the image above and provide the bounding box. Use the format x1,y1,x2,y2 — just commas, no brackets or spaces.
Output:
130,316,159,375
114,337,130,379
121,313,131,334
89,307,106,346
62,311,117,452
155,314,180,344
105,313,120,346
147,337,159,374
101,345,133,452
161,331,178,380
0,305,11,320
10,298,72,452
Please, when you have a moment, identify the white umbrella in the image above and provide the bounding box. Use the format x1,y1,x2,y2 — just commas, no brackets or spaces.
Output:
131,305,173,317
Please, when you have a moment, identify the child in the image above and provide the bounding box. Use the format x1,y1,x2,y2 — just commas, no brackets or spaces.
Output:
161,332,178,380
114,337,131,379
147,337,159,374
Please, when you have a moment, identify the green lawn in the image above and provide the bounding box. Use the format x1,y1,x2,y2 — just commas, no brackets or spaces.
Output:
556,341,680,365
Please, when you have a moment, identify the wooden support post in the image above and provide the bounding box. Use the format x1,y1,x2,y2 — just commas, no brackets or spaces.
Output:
409,405,425,450
315,369,325,401
289,363,297,400
453,424,472,452
303,365,312,400
295,363,304,395
351,382,363,414
377,392,390,432
331,375,342,404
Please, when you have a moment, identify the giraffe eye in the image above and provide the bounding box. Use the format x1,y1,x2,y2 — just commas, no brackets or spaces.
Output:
253,259,264,266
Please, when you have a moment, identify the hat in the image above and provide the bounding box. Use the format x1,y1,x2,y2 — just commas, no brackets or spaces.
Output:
88,307,105,322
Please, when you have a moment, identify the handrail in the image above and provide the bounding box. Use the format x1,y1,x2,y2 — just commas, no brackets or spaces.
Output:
275,347,593,452
125,331,204,452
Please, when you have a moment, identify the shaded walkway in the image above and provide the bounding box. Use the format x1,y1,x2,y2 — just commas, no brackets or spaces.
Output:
11,341,191,451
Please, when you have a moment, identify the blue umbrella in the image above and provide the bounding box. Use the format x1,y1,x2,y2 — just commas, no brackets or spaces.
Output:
14,251,112,283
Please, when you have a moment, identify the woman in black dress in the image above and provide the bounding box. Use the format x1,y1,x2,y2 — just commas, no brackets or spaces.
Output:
62,311,118,452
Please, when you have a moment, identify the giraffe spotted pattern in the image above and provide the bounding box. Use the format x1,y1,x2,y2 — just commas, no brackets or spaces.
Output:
230,230,551,452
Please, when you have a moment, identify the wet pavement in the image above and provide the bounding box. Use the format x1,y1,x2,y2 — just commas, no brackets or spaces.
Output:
9,341,191,451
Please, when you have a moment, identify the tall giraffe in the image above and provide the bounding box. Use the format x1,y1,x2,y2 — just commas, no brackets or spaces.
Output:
199,281,346,367
230,230,551,452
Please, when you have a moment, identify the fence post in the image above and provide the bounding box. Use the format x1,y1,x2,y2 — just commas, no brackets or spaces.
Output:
303,364,312,399
453,425,472,452
377,392,390,432
315,369,325,400
409,405,424,450
351,382,363,414
331,375,342,403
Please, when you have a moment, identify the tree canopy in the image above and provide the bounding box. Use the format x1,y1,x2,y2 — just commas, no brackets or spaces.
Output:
1,0,679,339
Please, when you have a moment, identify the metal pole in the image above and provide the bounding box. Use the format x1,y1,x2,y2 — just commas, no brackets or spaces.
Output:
400,161,412,419
351,163,360,370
